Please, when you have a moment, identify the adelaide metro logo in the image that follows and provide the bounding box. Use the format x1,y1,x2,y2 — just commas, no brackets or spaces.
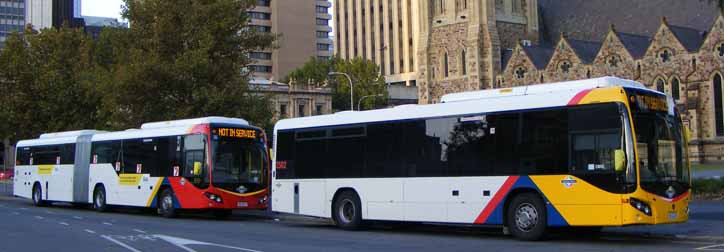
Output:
561,176,578,188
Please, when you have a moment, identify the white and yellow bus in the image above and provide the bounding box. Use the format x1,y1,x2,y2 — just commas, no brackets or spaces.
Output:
271,77,691,240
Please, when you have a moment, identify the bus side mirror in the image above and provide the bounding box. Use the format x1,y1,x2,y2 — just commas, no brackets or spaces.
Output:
193,162,201,176
684,127,691,141
614,149,626,172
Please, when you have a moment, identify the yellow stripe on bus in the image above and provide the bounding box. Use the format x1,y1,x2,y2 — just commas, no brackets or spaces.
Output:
38,165,53,175
146,179,164,207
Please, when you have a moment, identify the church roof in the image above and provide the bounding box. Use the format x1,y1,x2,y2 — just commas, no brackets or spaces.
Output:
668,25,706,52
538,0,718,43
616,32,651,59
567,39,601,64
522,45,554,69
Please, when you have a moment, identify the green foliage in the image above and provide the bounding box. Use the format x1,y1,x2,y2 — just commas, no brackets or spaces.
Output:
0,0,279,143
0,26,101,142
284,57,388,111
692,178,724,195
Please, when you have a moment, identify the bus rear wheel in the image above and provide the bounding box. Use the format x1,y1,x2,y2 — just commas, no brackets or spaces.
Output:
158,188,177,218
32,184,47,207
332,191,363,230
507,192,547,241
93,186,108,212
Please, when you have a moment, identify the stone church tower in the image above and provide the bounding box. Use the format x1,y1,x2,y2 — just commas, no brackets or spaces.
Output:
417,0,539,104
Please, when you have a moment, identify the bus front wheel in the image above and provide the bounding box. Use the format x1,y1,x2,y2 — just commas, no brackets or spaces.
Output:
332,190,363,230
158,188,177,218
93,186,108,212
32,184,47,207
506,192,547,241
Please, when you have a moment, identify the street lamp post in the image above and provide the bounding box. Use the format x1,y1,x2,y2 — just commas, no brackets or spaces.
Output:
328,72,354,111
357,94,383,111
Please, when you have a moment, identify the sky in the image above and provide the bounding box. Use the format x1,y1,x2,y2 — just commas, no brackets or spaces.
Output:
82,0,125,19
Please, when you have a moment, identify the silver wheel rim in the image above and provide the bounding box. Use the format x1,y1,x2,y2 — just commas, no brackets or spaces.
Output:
515,203,539,232
95,191,104,209
162,194,173,213
338,199,355,223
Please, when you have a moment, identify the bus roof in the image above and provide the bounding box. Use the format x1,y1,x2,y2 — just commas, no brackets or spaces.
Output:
440,76,645,103
274,77,655,132
17,117,250,148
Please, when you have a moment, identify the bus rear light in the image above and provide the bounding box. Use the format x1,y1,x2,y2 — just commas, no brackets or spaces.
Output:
204,192,223,204
629,197,652,216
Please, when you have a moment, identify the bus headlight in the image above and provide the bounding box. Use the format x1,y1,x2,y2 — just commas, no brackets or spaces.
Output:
204,192,223,204
629,197,652,216
258,196,268,204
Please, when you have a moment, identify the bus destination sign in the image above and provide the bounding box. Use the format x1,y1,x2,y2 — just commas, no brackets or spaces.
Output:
215,128,257,139
632,93,667,112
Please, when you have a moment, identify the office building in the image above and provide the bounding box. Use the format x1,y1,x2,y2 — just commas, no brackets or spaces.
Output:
25,0,83,30
0,0,25,46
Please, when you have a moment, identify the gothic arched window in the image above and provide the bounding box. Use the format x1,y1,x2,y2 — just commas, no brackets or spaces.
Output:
671,77,681,101
714,73,724,136
656,78,666,93
443,52,449,77
716,42,724,57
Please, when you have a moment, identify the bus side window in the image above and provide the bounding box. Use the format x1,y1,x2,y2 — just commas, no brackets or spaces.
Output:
91,141,122,173
568,104,622,173
183,135,206,179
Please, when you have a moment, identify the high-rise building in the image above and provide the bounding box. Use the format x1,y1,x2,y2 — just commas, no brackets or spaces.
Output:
333,0,419,87
248,0,333,81
0,0,26,46
73,0,79,18
25,0,84,30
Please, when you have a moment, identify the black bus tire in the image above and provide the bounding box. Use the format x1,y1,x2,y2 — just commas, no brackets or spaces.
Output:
93,186,108,212
332,190,363,230
507,192,548,241
32,183,47,207
158,188,177,218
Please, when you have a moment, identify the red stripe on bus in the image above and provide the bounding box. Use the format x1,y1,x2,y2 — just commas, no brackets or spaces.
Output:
473,176,519,224
567,89,592,105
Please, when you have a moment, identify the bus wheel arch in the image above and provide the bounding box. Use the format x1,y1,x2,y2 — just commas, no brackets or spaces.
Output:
331,188,363,230
158,187,177,218
503,188,548,241
93,184,108,212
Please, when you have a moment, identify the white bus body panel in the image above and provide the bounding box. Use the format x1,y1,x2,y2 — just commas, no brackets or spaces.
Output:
13,164,75,202
89,163,162,207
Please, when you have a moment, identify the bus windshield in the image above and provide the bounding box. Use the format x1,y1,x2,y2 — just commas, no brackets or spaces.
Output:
211,130,267,194
634,110,690,195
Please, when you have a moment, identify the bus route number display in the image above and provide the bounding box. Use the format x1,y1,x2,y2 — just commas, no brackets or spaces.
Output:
216,128,257,139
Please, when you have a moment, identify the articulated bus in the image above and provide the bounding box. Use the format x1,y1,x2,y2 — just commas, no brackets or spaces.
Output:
14,117,269,218
271,77,691,240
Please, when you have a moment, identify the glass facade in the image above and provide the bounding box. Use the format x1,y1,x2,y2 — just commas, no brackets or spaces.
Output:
0,0,25,47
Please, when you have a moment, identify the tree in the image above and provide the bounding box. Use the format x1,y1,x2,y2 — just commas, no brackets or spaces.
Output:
98,0,278,130
284,57,388,111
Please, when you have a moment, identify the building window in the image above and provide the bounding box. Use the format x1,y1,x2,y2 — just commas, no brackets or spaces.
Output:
659,49,672,63
250,25,272,33
716,42,724,57
298,104,306,117
316,6,328,13
315,104,324,115
655,77,666,93
460,49,467,75
671,77,680,101
317,43,331,51
714,73,724,136
317,31,329,38
249,52,272,60
248,11,271,20
279,104,288,119
256,0,270,7
316,18,329,26
443,52,449,77
559,61,572,73
250,65,272,73
515,66,527,79
495,0,504,10
512,0,523,14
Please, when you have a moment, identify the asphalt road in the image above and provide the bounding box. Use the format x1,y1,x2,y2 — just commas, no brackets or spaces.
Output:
1,193,724,252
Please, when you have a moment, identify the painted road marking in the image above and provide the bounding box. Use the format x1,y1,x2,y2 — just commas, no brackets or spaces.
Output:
101,235,143,252
697,244,724,251
11,212,19,215
154,234,263,252
103,222,113,226
34,216,44,220
84,229,96,234
19,208,28,210
73,216,82,220
45,210,55,214
59,222,69,226
133,229,146,234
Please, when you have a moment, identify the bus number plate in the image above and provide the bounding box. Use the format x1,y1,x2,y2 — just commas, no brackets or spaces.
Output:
668,211,678,220
237,202,248,208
